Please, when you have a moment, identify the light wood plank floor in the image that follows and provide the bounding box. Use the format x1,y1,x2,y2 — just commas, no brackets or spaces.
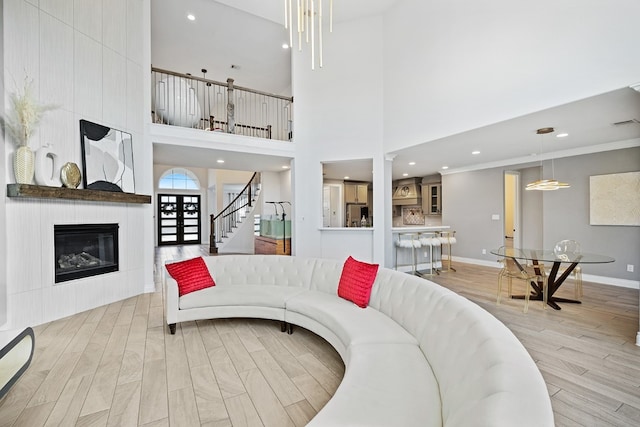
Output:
1,246,638,426
0,246,344,427
428,261,640,427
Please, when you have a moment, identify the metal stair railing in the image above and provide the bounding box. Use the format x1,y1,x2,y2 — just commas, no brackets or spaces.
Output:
210,172,260,254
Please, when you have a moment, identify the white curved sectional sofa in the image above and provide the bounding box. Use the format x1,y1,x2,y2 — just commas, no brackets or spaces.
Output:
165,255,554,427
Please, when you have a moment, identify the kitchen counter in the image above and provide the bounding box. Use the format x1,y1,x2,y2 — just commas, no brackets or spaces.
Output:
319,227,374,231
392,226,450,233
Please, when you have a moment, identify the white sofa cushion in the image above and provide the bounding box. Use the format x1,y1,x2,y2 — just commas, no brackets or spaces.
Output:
203,255,316,288
286,291,417,348
416,292,554,427
179,285,305,310
308,258,343,293
368,268,445,338
307,343,442,427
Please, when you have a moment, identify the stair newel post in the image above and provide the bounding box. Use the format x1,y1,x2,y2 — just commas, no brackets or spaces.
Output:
209,213,218,254
226,78,235,134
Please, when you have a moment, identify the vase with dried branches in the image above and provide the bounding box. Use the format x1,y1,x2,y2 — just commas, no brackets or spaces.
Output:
1,77,56,184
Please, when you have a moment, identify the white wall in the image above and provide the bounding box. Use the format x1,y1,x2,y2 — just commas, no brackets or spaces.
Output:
292,14,385,263
260,169,292,218
442,167,506,264
214,170,255,210
0,0,6,327
442,148,640,285
2,0,152,330
279,168,292,213
290,0,640,271
541,148,640,283
383,0,640,151
520,166,543,249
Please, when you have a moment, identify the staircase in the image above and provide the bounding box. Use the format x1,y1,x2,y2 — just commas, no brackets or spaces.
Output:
210,172,261,254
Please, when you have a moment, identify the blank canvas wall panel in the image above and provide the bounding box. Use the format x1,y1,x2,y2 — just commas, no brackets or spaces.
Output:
590,171,640,226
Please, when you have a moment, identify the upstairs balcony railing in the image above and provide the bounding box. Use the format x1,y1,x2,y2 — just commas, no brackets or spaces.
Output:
152,67,293,142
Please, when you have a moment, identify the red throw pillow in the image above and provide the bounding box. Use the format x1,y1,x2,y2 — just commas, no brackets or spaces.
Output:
166,257,215,297
337,256,379,308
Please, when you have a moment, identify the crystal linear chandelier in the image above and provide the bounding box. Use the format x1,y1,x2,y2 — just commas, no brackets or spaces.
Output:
525,127,570,191
284,0,333,70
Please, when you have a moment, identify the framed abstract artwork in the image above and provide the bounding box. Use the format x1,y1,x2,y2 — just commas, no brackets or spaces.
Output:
80,120,135,193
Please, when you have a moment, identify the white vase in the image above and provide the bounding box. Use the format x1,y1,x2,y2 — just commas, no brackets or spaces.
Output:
14,146,35,184
35,144,61,187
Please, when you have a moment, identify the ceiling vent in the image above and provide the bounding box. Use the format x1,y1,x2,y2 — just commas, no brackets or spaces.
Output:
612,119,640,126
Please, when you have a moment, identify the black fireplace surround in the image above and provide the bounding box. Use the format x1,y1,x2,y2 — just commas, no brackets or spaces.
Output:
54,224,119,283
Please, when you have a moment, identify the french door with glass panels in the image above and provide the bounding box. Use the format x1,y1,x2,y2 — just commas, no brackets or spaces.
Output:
158,194,201,245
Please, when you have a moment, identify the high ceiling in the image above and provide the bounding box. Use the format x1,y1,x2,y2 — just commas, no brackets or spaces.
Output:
151,0,292,95
153,143,293,173
391,87,640,180
151,1,640,179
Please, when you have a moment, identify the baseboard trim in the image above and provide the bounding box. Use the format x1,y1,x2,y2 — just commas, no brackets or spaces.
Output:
453,256,502,269
452,256,639,289
581,274,639,289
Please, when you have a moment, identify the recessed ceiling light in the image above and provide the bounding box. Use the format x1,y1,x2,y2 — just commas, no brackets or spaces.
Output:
472,150,480,155
442,166,449,170
217,159,225,164
187,14,195,21
408,162,416,166
556,133,569,138
281,165,289,169
282,43,290,49
402,173,409,177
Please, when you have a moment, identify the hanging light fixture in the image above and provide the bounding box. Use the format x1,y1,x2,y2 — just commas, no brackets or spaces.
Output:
284,0,333,70
525,127,571,191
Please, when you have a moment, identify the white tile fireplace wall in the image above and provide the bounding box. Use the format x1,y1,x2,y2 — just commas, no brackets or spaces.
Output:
2,0,153,330
6,200,148,327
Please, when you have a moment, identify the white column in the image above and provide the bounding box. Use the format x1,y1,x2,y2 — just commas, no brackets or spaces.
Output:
373,153,395,267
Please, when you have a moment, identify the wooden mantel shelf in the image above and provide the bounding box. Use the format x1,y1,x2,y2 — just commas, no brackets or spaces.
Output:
7,184,152,204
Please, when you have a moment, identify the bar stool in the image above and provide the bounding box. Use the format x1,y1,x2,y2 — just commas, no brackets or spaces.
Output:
395,233,421,276
438,230,457,272
418,232,441,276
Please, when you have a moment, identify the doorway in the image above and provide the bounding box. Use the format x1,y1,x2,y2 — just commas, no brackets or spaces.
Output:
503,171,521,248
322,184,343,227
158,194,202,245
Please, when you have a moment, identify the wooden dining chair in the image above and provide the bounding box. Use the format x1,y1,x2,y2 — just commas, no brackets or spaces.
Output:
497,249,546,313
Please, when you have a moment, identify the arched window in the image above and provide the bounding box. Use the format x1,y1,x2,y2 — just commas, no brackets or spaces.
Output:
158,168,200,190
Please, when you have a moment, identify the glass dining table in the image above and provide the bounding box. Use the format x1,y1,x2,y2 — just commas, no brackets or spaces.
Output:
490,247,615,310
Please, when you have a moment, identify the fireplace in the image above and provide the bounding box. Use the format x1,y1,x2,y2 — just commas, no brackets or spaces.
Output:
54,224,119,283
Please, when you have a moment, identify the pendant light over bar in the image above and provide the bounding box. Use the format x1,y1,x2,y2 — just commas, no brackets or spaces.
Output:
525,127,571,191
285,0,333,70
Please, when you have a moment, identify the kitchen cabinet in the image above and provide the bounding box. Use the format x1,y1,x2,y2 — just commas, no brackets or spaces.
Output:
345,183,368,204
422,183,441,215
